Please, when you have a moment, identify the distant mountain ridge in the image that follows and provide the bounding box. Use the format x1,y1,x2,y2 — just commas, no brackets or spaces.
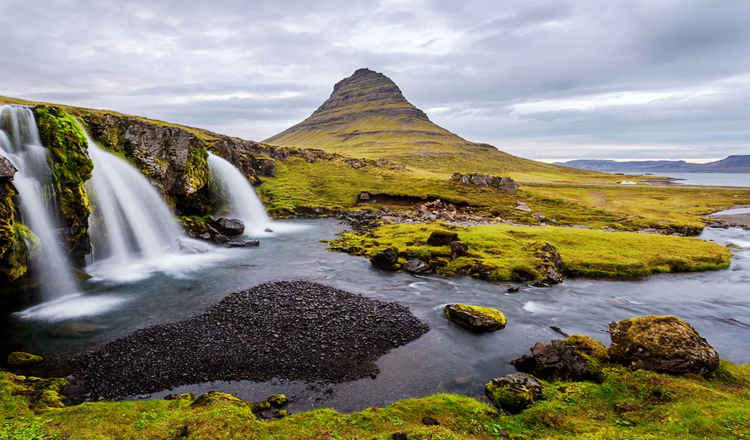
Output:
555,156,750,173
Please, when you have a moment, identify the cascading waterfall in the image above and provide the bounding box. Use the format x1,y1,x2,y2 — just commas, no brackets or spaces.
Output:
207,153,273,235
0,105,80,303
82,130,218,283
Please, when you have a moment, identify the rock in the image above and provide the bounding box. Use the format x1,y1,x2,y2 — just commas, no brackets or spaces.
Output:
227,240,260,248
506,286,520,293
167,238,210,254
439,211,455,221
444,304,507,332
532,242,565,284
370,247,400,269
164,393,195,401
214,235,230,245
358,191,371,201
426,231,459,246
392,433,408,440
532,213,547,222
0,155,17,179
264,228,274,233
515,204,532,212
607,315,720,374
485,373,543,414
267,394,288,407
510,336,607,382
449,241,469,259
404,259,428,274
192,391,245,407
498,177,519,194
470,174,496,187
212,218,245,236
272,409,288,419
7,352,43,366
48,322,108,338
422,416,440,426
417,204,430,216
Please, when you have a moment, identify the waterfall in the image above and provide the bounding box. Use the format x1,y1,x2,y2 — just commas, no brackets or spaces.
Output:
0,105,80,303
82,130,224,283
207,153,272,235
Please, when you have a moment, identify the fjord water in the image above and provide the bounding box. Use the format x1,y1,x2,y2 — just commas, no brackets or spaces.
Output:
665,173,750,187
0,106,80,305
1,217,748,412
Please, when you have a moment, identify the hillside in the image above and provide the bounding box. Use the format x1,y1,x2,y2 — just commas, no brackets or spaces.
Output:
265,68,598,180
556,156,750,173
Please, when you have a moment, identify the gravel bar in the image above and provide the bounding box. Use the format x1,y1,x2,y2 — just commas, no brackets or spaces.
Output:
71,281,429,398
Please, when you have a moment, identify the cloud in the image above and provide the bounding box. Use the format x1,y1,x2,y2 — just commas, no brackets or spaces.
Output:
1,0,748,160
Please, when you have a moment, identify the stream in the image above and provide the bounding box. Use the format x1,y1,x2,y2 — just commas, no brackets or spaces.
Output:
1,219,749,413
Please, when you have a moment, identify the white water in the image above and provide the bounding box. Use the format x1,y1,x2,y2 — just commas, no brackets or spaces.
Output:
83,132,237,283
0,106,80,303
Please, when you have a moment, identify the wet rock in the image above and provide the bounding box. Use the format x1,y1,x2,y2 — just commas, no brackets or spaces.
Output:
426,231,458,246
264,228,274,233
212,218,245,236
449,241,469,259
422,416,440,426
7,351,43,366
370,247,400,269
485,373,543,414
167,238,210,254
227,240,260,248
214,235,230,245
510,335,607,382
444,304,506,332
0,155,17,179
267,394,288,407
506,286,520,293
608,315,720,374
404,259,428,274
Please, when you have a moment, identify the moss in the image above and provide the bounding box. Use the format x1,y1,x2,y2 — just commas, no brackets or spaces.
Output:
177,215,212,237
22,377,69,411
191,392,247,407
6,352,43,366
445,304,507,331
267,394,288,408
485,375,543,414
33,105,93,264
564,335,608,361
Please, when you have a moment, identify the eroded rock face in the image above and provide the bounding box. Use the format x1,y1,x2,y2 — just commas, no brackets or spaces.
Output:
485,373,543,413
608,315,720,375
511,335,607,382
445,304,507,332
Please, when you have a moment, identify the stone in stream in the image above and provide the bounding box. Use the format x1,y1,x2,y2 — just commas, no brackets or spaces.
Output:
211,217,246,236
167,238,209,254
444,304,506,332
214,234,230,245
6,351,44,366
510,335,607,383
404,259,428,274
227,240,260,248
370,247,400,269
267,394,288,407
485,373,543,413
607,315,720,375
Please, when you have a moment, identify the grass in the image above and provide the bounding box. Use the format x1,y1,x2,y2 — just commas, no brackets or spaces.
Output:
1,361,749,439
329,222,733,280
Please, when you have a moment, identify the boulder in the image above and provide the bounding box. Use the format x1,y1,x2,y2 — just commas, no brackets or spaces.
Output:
607,315,720,375
485,373,543,413
370,247,400,269
404,259,428,274
267,394,288,408
470,174,497,187
426,231,459,246
7,351,43,366
510,335,607,382
449,241,469,259
212,217,245,236
444,304,506,332
167,238,210,254
192,391,245,407
0,155,17,179
498,177,519,194
214,235,230,245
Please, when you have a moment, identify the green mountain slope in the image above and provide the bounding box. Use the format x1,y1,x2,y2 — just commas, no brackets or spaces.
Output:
265,68,594,180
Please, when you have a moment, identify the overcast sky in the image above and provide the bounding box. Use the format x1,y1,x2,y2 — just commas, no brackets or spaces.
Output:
2,0,749,162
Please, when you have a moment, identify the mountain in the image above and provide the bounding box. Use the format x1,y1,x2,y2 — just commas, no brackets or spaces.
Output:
555,156,750,173
265,68,591,178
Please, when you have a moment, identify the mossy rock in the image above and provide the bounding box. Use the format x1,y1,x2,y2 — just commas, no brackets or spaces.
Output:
510,336,607,383
564,335,608,361
164,393,195,401
191,391,246,407
7,351,44,366
24,376,70,410
267,394,288,408
608,315,720,375
485,373,543,414
427,231,459,246
444,304,506,332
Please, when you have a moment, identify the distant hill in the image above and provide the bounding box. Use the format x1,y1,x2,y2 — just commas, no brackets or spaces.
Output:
555,156,750,173
265,68,593,178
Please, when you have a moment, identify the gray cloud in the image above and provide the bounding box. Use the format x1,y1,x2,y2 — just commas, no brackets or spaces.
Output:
1,0,749,161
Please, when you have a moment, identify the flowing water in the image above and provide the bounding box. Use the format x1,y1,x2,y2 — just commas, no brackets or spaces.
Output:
1,216,748,412
0,106,81,306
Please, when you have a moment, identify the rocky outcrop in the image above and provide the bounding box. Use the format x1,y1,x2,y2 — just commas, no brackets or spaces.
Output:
370,247,401,269
608,315,720,375
510,335,607,382
452,173,519,194
0,155,27,286
444,304,507,332
485,373,543,413
530,242,565,284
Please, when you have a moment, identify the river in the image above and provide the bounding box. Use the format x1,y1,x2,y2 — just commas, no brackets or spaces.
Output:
1,219,749,413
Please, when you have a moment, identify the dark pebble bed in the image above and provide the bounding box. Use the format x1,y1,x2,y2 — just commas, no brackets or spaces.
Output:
70,281,429,398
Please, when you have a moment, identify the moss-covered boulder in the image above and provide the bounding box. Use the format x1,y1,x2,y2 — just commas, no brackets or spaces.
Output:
444,304,506,332
164,393,195,401
485,373,543,414
608,315,720,375
191,391,246,407
267,394,288,408
7,351,44,366
427,230,458,246
24,376,70,410
34,105,94,265
510,335,607,382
